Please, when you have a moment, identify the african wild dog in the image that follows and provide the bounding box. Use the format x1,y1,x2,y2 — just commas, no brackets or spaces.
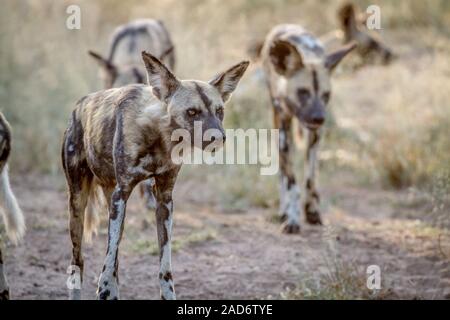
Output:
322,2,394,65
0,112,25,300
89,19,175,89
258,24,355,233
62,51,248,299
89,19,176,210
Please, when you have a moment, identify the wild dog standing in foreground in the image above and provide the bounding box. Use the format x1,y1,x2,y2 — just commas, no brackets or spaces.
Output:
0,112,25,300
258,24,355,233
89,19,176,209
62,52,248,300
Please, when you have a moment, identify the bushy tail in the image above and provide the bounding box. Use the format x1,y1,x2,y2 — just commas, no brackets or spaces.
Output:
0,164,25,244
83,180,106,243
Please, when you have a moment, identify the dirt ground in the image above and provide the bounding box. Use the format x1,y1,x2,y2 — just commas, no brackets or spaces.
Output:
3,173,449,300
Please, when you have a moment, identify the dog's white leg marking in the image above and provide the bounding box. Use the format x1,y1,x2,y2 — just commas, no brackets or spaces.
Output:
280,175,301,226
303,129,322,225
156,200,175,299
97,185,129,300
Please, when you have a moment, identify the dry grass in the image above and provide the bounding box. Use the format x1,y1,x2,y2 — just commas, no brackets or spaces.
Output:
365,56,450,189
2,1,449,301
281,253,392,300
130,228,217,256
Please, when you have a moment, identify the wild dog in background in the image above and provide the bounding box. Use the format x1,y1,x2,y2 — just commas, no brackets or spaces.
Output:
62,52,248,299
258,24,355,233
321,2,394,65
89,19,176,210
0,112,25,300
338,2,394,64
89,19,175,88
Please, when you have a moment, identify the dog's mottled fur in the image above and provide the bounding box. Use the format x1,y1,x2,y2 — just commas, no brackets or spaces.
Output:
259,24,355,233
0,112,25,300
62,52,248,299
89,19,175,89
89,19,176,210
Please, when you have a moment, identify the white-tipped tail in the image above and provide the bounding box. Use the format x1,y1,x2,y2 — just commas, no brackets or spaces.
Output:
83,181,105,243
0,164,25,244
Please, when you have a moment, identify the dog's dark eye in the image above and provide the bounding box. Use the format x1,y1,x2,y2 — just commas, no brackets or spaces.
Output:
297,88,311,102
216,107,224,118
187,108,201,117
322,92,331,104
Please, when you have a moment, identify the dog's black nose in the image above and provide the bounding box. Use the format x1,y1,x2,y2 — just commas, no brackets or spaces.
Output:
310,116,325,125
210,134,226,143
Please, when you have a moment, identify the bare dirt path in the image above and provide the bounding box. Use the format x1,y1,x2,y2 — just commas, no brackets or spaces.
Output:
3,174,449,300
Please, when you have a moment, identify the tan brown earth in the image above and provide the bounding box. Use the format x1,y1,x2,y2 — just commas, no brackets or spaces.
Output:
2,173,448,300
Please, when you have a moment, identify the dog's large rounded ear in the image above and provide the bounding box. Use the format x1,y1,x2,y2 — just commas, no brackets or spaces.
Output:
141,51,180,103
269,40,304,77
325,41,357,72
209,60,250,102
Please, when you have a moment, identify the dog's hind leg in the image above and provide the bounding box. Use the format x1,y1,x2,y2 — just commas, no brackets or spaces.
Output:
62,114,93,300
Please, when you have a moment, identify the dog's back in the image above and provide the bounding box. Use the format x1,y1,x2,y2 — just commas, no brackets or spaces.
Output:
108,19,175,70
261,24,325,71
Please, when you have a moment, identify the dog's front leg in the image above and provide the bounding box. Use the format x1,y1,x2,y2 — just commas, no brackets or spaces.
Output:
97,183,134,300
275,110,301,234
154,171,178,300
303,129,323,225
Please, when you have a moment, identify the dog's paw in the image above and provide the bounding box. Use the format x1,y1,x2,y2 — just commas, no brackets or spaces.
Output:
97,274,119,300
305,209,322,225
282,222,301,234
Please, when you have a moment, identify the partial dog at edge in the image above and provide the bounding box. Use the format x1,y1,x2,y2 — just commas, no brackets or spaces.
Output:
0,112,25,300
